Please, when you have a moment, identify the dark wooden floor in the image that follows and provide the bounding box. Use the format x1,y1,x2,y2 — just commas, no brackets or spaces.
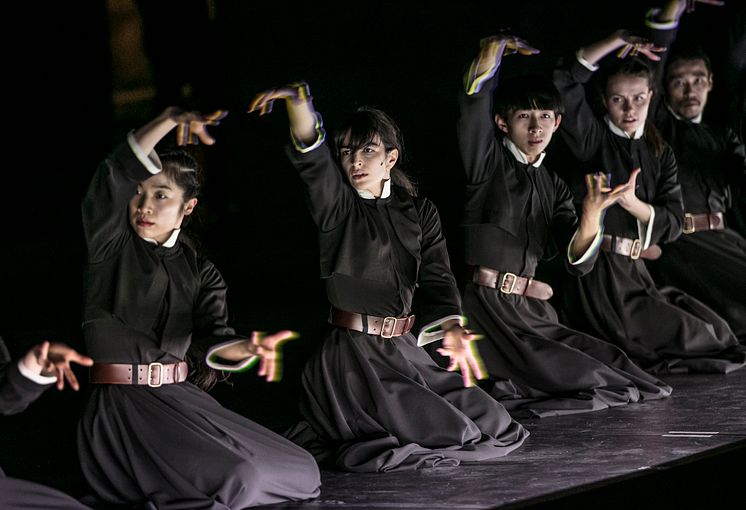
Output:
254,369,746,510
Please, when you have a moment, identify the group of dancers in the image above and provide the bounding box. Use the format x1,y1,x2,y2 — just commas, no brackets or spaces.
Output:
2,0,744,508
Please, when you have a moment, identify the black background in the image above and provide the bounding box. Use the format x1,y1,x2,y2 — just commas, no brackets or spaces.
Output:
1,0,743,497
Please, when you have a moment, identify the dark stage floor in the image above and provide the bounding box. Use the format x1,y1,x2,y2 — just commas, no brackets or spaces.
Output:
253,370,746,510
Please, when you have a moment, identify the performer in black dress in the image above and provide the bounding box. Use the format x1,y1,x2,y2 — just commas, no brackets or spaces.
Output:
1,337,94,509
249,82,528,472
456,34,671,418
642,0,746,342
553,26,746,373
77,108,321,509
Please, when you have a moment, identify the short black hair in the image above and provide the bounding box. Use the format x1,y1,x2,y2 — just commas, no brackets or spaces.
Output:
494,74,564,119
665,43,713,81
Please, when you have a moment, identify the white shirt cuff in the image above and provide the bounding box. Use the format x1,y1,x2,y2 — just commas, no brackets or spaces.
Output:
126,131,162,174
17,359,57,385
568,227,604,265
576,50,599,72
637,205,656,249
645,8,679,30
291,113,326,153
417,315,466,346
206,339,258,372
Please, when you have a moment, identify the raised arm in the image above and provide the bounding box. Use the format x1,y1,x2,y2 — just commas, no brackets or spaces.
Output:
82,108,226,261
249,82,355,232
457,35,540,185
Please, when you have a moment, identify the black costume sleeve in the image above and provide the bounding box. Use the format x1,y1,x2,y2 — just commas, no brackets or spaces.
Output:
0,339,50,416
191,260,245,349
650,145,685,243
553,58,606,163
414,199,463,331
82,142,155,263
285,142,356,233
456,67,501,186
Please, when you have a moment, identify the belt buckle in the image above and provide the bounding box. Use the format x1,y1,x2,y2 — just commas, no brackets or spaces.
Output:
380,317,397,339
147,362,164,387
683,213,695,234
500,272,517,294
630,239,642,260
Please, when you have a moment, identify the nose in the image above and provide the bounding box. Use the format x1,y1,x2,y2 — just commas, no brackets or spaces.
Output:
136,195,152,213
622,99,633,112
528,117,542,133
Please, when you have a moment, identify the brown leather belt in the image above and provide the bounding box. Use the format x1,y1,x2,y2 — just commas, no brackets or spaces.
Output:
467,265,553,300
600,235,661,260
89,361,188,387
330,307,415,338
683,212,724,234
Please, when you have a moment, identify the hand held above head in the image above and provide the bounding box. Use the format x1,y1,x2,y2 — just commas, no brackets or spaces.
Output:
248,81,318,145
164,107,229,146
473,34,539,75
436,325,487,388
615,31,666,61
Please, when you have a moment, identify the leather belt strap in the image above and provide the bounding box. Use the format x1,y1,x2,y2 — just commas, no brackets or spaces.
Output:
466,265,553,300
600,235,661,260
330,307,415,338
89,361,188,387
683,212,724,234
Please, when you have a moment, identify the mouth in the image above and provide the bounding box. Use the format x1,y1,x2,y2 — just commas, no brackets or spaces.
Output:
622,117,638,124
136,217,154,228
350,171,368,181
528,139,544,147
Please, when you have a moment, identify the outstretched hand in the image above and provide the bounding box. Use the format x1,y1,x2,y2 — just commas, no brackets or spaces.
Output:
475,34,539,72
22,341,94,391
165,108,228,146
615,33,666,60
247,330,298,383
436,326,487,388
583,171,631,216
247,82,312,116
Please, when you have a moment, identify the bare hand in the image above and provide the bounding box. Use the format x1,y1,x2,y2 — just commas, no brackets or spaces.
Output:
582,171,631,217
616,33,666,60
247,330,298,382
247,82,311,116
22,341,94,391
165,108,228,146
615,168,642,210
436,326,487,388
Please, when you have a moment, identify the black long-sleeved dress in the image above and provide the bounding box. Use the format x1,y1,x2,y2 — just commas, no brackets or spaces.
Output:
76,142,320,509
644,21,746,342
285,139,527,472
1,338,92,509
455,67,671,418
553,56,746,374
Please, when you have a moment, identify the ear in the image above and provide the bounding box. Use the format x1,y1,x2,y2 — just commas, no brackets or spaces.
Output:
494,114,509,134
183,198,198,216
553,114,562,132
707,73,714,91
385,148,399,173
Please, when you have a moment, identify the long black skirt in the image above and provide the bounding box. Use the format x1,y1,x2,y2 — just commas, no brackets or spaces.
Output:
291,326,528,472
78,382,321,509
462,282,672,418
561,251,746,374
649,229,746,342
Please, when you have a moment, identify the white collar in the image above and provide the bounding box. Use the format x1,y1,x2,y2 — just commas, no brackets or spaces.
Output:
605,115,645,139
356,179,392,199
142,228,181,248
666,103,702,124
503,138,546,167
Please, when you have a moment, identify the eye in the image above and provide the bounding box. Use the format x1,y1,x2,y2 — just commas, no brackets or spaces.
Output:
517,112,529,119
340,148,351,156
541,112,553,119
156,193,168,199
634,95,646,102
363,146,375,153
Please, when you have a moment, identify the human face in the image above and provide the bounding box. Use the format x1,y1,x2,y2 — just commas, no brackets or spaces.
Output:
666,59,713,120
339,134,398,197
495,109,561,163
128,173,197,244
604,75,653,136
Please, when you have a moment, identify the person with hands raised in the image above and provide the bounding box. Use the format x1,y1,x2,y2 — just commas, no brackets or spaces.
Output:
77,106,320,509
456,34,671,418
553,24,745,374
642,0,746,344
249,82,527,472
